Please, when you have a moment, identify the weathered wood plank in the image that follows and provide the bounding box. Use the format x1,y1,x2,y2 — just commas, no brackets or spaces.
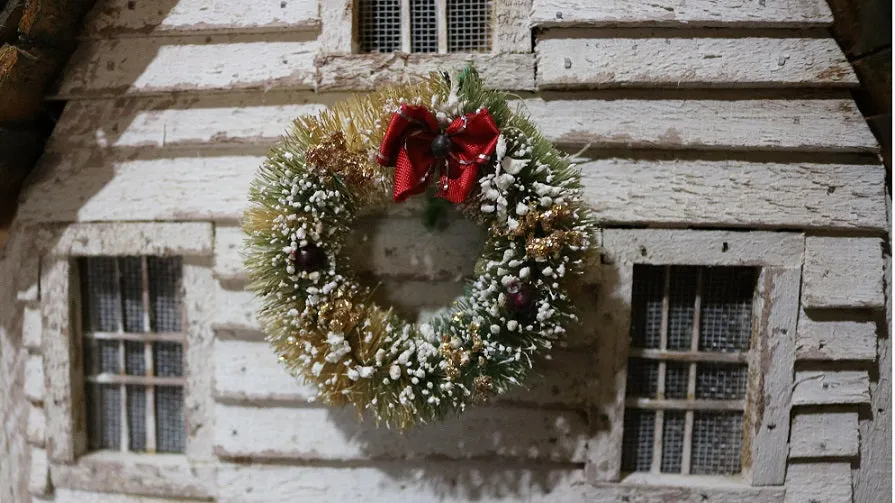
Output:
536,32,857,89
49,95,877,153
213,338,596,406
182,261,216,461
52,489,209,503
50,452,215,500
784,462,852,503
791,370,871,405
216,463,785,503
28,447,50,497
316,53,535,91
796,315,878,360
802,237,886,309
319,0,352,54
55,34,317,98
789,411,859,458
213,404,590,462
81,0,319,37
50,222,214,256
24,355,43,403
531,0,833,27
22,305,41,351
522,97,876,152
601,229,804,268
495,0,531,52
745,267,799,485
18,152,887,232
27,403,46,447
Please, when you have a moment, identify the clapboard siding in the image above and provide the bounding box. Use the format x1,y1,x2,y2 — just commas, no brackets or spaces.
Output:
24,355,43,403
530,0,833,28
796,316,878,361
50,95,877,153
17,153,887,231
55,35,318,98
216,464,785,503
27,403,45,447
82,0,319,38
789,411,859,458
791,370,871,405
316,53,536,91
537,32,856,89
22,305,41,352
213,338,596,406
784,462,852,503
52,490,208,503
49,222,214,256
802,237,886,309
213,404,590,462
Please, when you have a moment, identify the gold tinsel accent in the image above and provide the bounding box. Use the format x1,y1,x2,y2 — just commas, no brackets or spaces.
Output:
473,375,493,402
305,131,379,200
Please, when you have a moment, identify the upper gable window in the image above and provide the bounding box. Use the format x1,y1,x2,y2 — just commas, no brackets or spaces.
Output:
80,256,186,454
622,265,757,476
358,0,492,54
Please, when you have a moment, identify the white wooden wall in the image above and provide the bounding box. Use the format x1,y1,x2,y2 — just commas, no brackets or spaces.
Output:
1,0,889,502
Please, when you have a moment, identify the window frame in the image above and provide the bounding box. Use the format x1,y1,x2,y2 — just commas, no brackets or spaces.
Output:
589,229,803,487
38,222,215,499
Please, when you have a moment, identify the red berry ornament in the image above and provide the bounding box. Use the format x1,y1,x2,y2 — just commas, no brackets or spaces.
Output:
292,244,326,271
506,281,536,312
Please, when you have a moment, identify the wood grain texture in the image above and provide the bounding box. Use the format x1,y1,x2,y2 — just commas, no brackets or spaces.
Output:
789,411,859,458
50,452,215,500
55,34,318,98
50,95,877,153
319,0,353,54
530,0,834,27
745,267,799,485
24,355,43,403
182,261,216,461
27,402,45,447
213,404,590,462
802,237,886,309
50,222,214,256
791,370,870,405
316,53,536,91
18,152,887,232
22,305,41,351
28,447,50,496
795,316,878,361
212,338,597,407
494,0,532,52
536,32,857,89
216,463,785,503
785,462,852,503
52,489,210,503
521,97,876,152
81,0,319,37
601,229,804,267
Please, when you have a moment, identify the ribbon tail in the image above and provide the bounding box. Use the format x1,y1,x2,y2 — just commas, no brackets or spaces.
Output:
393,149,431,202
436,161,478,204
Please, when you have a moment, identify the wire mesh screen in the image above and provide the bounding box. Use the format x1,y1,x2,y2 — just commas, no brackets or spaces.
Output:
410,0,438,52
358,0,401,53
81,256,185,454
623,265,756,476
447,0,492,52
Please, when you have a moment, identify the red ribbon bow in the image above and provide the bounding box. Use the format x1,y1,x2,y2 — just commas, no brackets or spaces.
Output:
376,104,500,203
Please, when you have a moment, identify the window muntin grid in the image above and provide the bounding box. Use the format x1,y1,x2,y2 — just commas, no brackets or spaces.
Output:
622,265,757,476
358,0,491,53
81,256,185,454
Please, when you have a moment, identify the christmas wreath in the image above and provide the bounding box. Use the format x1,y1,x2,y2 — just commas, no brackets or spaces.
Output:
244,67,597,429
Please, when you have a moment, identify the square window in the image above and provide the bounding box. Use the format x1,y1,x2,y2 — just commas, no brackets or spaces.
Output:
622,265,757,476
357,0,491,53
80,256,186,454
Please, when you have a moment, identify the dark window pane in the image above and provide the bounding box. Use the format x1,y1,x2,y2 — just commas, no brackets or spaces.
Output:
667,266,697,350
148,257,182,332
625,358,658,398
447,0,491,52
125,341,145,376
692,412,743,474
120,257,145,333
127,385,147,451
411,0,437,53
81,257,120,332
661,411,685,473
699,267,756,352
358,0,401,53
696,363,748,400
154,342,184,377
631,265,665,349
665,363,689,399
621,409,655,472
87,383,120,450
157,386,185,453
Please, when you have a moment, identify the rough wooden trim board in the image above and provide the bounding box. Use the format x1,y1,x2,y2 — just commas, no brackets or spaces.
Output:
789,411,859,458
530,0,834,28
791,370,871,405
182,260,216,461
536,32,857,89
47,222,214,257
784,462,852,503
795,315,878,361
802,237,886,309
27,403,46,447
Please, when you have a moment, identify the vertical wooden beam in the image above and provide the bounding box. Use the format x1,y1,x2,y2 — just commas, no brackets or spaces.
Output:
320,0,355,54
140,257,156,453
182,258,216,460
400,0,411,52
745,267,799,485
437,0,448,53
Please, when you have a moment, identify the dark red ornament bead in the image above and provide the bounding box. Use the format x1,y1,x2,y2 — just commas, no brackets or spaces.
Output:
506,282,536,312
292,244,326,271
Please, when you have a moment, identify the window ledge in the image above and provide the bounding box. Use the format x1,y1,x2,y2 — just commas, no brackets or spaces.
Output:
316,52,535,91
588,473,785,502
620,472,749,488
50,451,214,500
